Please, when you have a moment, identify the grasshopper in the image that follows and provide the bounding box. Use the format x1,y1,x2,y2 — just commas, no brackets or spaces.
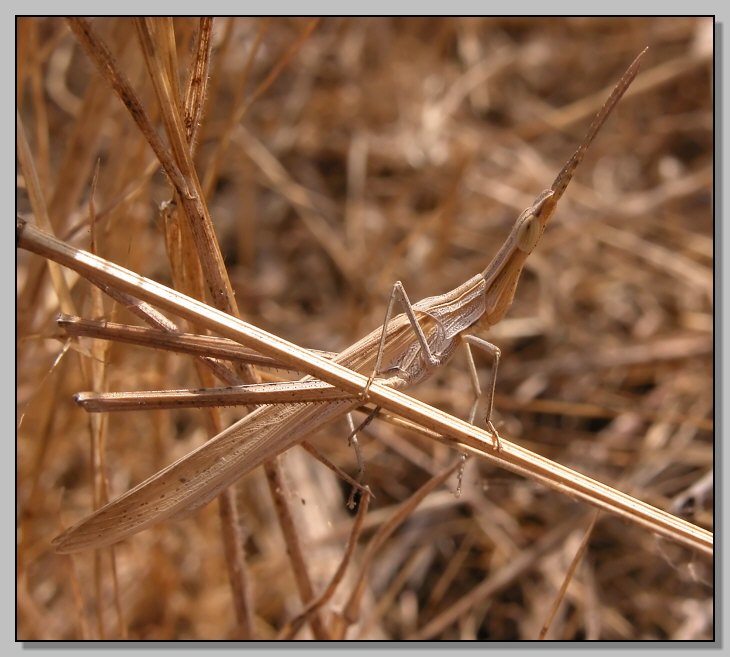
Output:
22,51,647,553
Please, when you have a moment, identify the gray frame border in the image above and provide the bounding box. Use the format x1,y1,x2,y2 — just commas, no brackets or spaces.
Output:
8,5,722,654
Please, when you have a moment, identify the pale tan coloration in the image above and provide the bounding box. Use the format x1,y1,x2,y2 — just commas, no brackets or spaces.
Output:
21,49,706,556
49,270,498,552
17,216,711,558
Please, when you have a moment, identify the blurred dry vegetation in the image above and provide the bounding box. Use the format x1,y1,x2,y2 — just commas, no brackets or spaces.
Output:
17,17,712,640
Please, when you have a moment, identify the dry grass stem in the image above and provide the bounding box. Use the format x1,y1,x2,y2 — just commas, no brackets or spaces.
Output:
18,219,712,558
538,511,599,639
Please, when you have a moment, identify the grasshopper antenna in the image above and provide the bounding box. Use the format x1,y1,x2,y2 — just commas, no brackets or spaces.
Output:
548,47,648,207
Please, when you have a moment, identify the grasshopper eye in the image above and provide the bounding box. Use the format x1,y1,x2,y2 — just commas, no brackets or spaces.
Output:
516,212,542,252
515,189,552,252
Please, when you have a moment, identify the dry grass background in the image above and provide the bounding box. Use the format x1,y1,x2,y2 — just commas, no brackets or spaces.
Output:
16,17,713,640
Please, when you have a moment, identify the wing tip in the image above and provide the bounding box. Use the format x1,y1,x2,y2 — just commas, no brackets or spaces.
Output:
51,525,106,553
